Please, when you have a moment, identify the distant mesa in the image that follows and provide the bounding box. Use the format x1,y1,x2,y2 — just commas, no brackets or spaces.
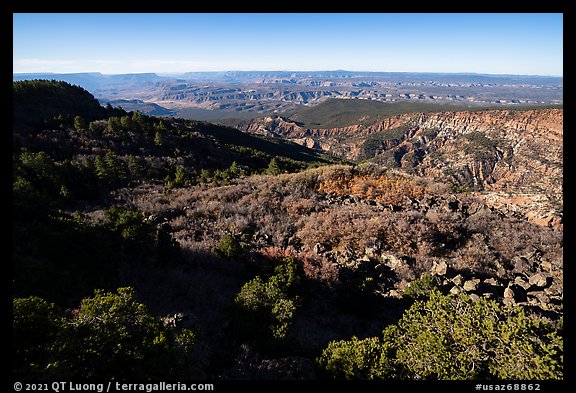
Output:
12,70,563,128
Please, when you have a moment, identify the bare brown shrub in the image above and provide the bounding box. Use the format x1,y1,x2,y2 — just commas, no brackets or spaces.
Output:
116,164,561,290
258,246,340,285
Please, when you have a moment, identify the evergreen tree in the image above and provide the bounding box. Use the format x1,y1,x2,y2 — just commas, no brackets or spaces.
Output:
73,115,86,131
154,130,164,146
265,157,283,175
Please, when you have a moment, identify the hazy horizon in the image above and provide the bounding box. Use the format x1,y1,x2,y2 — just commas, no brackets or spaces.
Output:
13,13,563,77
12,70,564,78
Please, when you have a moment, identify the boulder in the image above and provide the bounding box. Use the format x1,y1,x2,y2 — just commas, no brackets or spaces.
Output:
538,301,552,311
469,293,480,302
364,245,380,258
494,262,507,278
463,278,481,292
526,291,551,310
543,286,562,297
526,293,540,306
528,290,549,302
539,261,553,272
512,256,531,273
504,285,527,303
449,285,463,295
504,287,515,300
528,273,550,288
514,276,532,290
528,291,561,310
386,289,402,298
480,277,503,296
466,201,487,215
381,254,405,271
451,274,464,286
432,260,448,276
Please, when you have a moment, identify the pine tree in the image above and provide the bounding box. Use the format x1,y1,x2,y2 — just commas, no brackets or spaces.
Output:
73,115,86,131
265,157,283,175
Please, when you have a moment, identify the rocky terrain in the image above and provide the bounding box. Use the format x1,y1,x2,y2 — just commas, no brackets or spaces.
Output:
113,164,563,322
236,108,563,230
13,80,563,380
13,71,563,118
123,77,563,117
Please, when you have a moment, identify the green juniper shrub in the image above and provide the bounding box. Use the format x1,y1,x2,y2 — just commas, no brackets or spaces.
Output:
13,287,197,380
402,274,440,300
234,257,303,341
213,234,243,259
318,291,562,380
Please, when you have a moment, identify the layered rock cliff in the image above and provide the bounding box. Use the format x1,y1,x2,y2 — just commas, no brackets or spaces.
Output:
236,109,563,229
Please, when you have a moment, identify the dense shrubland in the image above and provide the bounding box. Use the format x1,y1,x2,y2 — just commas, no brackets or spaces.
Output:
128,164,561,282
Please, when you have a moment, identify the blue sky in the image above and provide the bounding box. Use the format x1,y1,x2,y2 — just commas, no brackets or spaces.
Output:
13,13,563,76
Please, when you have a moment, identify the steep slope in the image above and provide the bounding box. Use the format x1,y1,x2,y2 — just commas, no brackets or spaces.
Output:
284,99,478,129
119,164,563,321
13,80,334,178
236,108,563,229
13,80,337,307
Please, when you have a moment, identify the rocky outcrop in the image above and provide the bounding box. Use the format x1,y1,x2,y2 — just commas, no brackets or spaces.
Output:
312,241,562,317
428,256,559,315
240,115,307,136
308,187,562,317
238,109,561,145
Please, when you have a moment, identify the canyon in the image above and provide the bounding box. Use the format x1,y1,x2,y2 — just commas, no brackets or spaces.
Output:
235,108,563,230
13,71,563,119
